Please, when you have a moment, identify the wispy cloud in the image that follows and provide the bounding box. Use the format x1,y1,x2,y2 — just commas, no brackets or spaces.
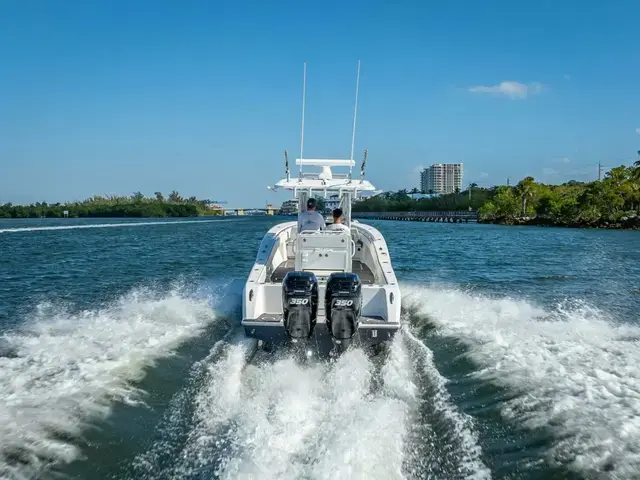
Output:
542,167,559,176
566,166,597,179
563,74,572,81
479,172,489,179
553,157,571,164
636,128,640,136
468,81,544,99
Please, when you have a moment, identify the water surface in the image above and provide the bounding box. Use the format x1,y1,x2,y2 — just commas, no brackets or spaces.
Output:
1,216,638,479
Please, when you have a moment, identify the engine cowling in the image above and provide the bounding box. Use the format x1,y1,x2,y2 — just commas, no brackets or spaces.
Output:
325,273,362,346
282,271,319,340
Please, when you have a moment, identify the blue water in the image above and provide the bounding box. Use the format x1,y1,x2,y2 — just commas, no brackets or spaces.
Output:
1,217,639,479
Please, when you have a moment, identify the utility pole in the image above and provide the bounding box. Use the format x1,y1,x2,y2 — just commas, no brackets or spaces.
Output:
507,177,510,186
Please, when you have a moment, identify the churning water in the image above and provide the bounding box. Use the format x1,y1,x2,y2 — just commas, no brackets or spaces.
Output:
1,216,638,479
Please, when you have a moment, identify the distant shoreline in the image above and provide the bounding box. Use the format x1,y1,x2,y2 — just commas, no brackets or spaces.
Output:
0,196,220,219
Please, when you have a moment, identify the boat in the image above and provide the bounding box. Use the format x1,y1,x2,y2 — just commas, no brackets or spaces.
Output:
241,61,401,357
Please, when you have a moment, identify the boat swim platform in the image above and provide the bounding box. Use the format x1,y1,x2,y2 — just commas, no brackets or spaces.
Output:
251,313,389,324
270,259,376,285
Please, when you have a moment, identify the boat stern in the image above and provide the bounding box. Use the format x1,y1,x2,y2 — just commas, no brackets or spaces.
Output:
241,277,401,356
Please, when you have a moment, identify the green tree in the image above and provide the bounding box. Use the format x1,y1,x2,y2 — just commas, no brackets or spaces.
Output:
516,176,536,217
168,190,182,203
313,195,326,213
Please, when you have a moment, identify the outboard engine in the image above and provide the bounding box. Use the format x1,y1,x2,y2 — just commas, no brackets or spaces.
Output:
282,271,319,340
325,273,362,349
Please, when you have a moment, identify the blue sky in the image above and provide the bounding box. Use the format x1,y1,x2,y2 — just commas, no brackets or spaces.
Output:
1,0,639,207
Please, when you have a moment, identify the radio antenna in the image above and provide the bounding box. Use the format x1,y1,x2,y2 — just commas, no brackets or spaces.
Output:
349,60,361,178
299,61,307,180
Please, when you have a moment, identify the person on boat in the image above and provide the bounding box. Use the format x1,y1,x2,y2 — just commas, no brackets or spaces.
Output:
298,197,326,232
326,208,349,232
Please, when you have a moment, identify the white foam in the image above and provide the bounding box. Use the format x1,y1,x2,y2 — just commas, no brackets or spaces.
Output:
130,329,254,479
163,331,488,480
403,284,640,477
0,219,219,234
401,327,491,480
0,287,218,479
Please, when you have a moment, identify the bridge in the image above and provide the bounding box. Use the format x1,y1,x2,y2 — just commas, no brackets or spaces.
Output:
209,206,277,216
353,211,479,223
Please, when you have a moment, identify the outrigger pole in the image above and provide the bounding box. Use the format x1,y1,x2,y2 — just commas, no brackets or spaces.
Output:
349,60,361,180
296,61,367,185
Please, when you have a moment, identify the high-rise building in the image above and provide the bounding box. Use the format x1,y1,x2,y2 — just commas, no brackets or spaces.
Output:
420,163,463,194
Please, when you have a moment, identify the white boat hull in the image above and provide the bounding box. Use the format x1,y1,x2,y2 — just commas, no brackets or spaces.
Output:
242,220,401,357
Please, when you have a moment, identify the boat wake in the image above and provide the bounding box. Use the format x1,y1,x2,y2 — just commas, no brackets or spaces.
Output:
131,325,490,480
0,283,223,480
402,284,640,478
0,219,220,234
4,279,634,479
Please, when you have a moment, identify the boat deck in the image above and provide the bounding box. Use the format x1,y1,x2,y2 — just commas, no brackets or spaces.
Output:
270,259,377,284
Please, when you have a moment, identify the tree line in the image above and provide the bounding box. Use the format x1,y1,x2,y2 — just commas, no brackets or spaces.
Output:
352,184,495,213
353,159,640,227
0,191,221,218
479,163,640,227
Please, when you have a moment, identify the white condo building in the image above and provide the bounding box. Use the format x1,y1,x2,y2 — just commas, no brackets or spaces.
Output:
420,163,463,194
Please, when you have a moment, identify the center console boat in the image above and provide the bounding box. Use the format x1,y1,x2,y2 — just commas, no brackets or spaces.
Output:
241,61,401,357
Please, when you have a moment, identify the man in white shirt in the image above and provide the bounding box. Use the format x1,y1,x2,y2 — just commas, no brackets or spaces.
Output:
298,197,326,232
326,208,349,232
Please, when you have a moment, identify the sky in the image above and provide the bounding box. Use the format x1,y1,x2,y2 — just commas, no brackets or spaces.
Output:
1,0,639,207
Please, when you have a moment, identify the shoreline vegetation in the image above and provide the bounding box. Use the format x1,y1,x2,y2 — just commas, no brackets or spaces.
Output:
0,191,222,219
352,161,640,230
2,161,639,229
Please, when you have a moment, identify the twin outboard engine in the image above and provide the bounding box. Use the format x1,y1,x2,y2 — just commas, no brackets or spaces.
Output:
282,271,319,341
325,273,362,349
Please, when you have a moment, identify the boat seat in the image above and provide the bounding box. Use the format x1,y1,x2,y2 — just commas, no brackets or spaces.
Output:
294,230,354,274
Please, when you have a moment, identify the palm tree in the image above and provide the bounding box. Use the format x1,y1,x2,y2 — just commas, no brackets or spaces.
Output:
155,192,164,202
168,190,182,203
630,152,640,208
632,151,640,182
516,176,536,217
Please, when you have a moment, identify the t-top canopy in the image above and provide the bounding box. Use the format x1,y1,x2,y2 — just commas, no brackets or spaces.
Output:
295,159,356,167
272,158,375,193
